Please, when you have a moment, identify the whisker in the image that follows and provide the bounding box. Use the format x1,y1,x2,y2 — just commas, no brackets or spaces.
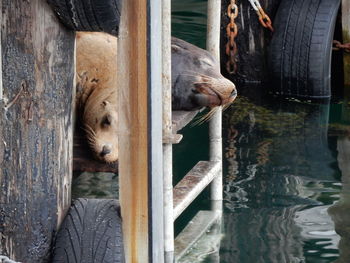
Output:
191,107,220,126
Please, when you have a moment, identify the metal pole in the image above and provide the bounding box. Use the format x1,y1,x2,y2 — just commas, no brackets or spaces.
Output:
162,0,174,261
207,0,223,206
207,4,223,261
150,0,165,262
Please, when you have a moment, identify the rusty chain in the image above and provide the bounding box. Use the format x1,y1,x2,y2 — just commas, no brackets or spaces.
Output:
248,0,274,31
226,0,239,74
333,40,350,53
226,0,274,74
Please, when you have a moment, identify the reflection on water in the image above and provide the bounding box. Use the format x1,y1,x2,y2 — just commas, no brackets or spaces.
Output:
71,1,350,262
221,97,350,263
328,137,350,263
72,172,118,199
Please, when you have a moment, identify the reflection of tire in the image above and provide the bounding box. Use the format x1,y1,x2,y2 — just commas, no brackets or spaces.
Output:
268,0,340,99
47,0,122,36
52,198,124,263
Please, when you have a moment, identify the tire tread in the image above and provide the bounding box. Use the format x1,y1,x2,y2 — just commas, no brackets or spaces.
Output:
268,0,340,98
52,198,124,263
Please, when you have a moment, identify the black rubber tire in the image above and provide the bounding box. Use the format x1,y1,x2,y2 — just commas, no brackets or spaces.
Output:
52,198,124,263
47,0,122,36
268,0,340,99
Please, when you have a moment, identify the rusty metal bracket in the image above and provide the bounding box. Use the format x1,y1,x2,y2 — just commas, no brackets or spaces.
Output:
333,40,350,53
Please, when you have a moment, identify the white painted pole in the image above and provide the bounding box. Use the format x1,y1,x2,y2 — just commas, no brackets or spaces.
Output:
150,0,165,262
162,0,174,261
207,7,223,263
207,0,223,206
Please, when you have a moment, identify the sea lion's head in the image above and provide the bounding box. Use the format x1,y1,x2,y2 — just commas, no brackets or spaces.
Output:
171,37,237,111
79,76,118,163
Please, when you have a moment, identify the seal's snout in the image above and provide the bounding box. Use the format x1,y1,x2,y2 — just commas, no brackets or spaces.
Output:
192,76,237,108
100,145,112,157
230,89,237,98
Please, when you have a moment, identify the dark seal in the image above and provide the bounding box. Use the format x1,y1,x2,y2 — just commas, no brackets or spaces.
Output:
171,37,237,110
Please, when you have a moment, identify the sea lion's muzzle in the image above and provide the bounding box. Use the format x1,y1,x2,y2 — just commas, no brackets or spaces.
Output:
193,76,237,108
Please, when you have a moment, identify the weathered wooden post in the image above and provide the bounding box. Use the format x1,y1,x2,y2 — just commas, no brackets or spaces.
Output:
0,0,75,261
118,0,164,262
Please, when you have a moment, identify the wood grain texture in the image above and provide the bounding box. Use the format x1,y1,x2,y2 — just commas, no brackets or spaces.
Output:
117,0,149,262
220,0,281,85
0,0,75,261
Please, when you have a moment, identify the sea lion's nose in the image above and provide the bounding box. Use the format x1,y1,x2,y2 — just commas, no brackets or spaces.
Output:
100,145,111,157
230,89,237,98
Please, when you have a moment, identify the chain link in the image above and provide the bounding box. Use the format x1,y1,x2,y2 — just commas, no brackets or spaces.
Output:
0,255,22,263
333,40,350,53
226,0,239,74
248,0,274,31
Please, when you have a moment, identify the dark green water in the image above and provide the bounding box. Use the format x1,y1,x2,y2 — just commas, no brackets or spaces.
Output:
73,0,350,262
173,1,349,262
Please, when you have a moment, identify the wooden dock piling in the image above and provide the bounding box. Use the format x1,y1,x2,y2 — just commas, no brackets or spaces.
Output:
117,0,164,262
0,0,75,261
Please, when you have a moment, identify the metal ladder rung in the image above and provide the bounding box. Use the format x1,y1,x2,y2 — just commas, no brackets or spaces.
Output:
173,161,221,220
174,210,221,261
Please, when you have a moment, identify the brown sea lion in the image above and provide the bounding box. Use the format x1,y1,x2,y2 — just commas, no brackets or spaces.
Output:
76,33,237,163
76,32,118,163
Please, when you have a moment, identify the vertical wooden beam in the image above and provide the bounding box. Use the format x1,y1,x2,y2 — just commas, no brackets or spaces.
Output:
342,0,350,87
118,0,164,261
0,0,74,261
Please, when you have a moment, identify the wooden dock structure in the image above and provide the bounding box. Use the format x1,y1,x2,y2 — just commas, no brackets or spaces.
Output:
0,1,74,261
1,0,349,262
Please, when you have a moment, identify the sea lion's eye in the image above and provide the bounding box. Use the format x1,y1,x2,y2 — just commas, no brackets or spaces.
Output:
102,101,109,107
102,114,112,127
171,44,181,52
199,58,213,67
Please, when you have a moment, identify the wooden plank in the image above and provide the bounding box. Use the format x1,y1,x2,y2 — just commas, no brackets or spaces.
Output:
0,0,74,261
342,0,350,86
117,0,150,261
174,210,220,261
173,161,221,220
